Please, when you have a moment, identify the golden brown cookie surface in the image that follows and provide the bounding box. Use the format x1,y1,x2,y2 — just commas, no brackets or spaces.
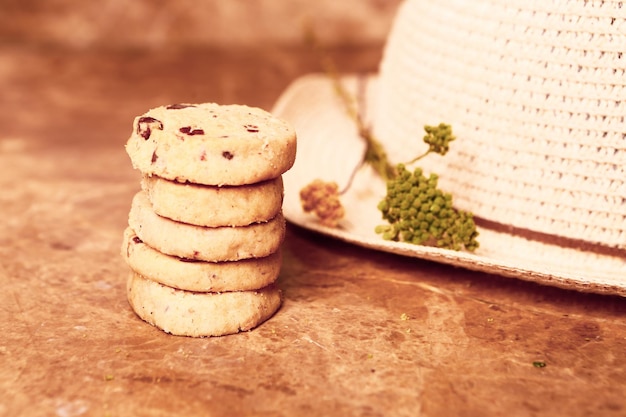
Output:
141,175,284,227
127,272,282,337
125,103,297,186
128,191,286,262
121,227,282,292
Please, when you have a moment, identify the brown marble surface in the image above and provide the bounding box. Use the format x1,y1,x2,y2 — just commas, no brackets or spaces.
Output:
1,43,625,417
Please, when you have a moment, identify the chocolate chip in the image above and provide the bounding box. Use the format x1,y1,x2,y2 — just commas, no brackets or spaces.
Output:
151,151,158,163
137,116,163,140
180,126,205,136
222,151,234,160
132,236,143,244
166,103,196,110
244,124,259,133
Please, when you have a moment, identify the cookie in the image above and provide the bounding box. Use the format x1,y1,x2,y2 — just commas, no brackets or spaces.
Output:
127,271,282,337
125,103,297,186
121,227,282,292
128,191,285,262
141,175,284,227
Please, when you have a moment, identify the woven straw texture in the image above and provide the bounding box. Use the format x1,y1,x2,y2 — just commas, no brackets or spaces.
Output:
373,0,626,249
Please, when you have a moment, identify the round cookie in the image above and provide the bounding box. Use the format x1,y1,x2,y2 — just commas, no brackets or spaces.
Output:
128,191,285,262
121,227,282,292
127,272,282,337
125,103,297,186
142,175,284,227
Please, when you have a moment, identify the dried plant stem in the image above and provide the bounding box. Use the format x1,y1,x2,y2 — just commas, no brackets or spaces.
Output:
403,150,431,166
304,24,396,185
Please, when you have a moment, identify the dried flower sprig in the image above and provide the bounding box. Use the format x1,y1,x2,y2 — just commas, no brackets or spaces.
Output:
299,179,345,228
375,164,479,251
298,27,479,251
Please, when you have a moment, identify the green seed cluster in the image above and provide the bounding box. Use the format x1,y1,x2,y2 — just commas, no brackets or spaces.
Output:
375,164,479,251
423,123,456,156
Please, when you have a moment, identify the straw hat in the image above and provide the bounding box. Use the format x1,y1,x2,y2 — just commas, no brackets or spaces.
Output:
273,0,626,296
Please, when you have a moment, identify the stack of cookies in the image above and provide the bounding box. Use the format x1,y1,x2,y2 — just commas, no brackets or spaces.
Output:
121,103,297,337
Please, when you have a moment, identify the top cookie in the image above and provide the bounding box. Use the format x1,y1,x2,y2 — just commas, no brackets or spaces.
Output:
125,103,297,186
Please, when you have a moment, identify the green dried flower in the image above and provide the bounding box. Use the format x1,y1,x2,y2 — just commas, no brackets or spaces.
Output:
376,164,479,251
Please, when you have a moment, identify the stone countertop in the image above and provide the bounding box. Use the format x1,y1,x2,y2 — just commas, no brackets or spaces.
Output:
1,44,625,417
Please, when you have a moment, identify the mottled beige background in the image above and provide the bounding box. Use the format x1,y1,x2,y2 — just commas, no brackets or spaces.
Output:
0,0,402,49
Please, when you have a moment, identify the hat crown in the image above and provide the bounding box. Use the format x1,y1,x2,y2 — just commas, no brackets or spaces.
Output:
373,0,626,250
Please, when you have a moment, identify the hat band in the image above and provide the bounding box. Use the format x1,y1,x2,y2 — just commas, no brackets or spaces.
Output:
473,216,626,259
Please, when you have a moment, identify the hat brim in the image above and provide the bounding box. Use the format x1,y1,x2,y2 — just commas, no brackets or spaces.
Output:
273,73,626,297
